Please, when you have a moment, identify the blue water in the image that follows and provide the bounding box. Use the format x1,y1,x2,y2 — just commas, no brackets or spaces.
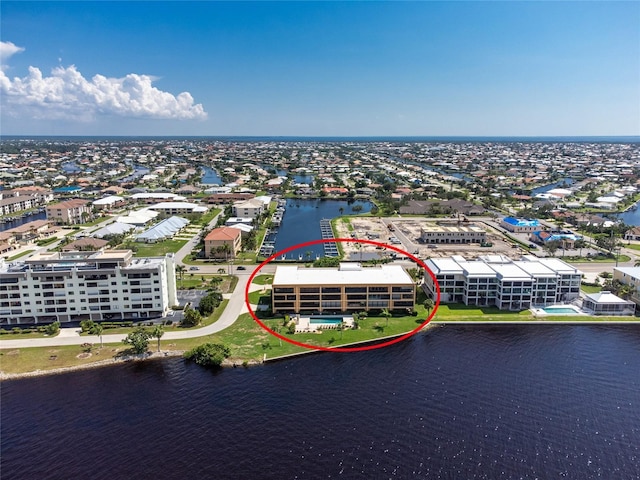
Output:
119,164,150,183
2,326,640,479
293,174,314,184
273,199,373,259
531,178,575,196
615,205,640,226
310,317,343,324
201,166,223,185
0,211,47,233
543,307,579,314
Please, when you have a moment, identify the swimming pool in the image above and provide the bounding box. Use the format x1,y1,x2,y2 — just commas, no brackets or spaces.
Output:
310,317,343,324
542,306,580,314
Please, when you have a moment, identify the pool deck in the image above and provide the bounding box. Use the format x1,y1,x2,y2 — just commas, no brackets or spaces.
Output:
531,305,587,316
296,315,354,333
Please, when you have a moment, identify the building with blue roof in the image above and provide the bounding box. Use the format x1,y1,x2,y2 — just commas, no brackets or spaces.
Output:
500,216,542,233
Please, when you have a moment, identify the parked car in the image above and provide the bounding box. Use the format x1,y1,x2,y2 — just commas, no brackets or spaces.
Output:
237,266,246,270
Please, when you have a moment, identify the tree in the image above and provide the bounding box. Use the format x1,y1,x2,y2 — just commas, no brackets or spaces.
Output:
381,308,391,326
181,307,203,327
44,321,60,336
351,205,363,213
175,265,186,287
152,325,164,352
339,207,344,216
574,239,587,258
423,298,435,315
542,240,561,258
198,291,222,316
123,328,151,354
184,343,231,369
93,323,104,348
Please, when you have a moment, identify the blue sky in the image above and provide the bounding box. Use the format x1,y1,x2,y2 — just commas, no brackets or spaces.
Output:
1,1,638,136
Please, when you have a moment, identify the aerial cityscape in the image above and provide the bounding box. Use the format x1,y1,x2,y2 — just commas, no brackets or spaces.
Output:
1,1,639,479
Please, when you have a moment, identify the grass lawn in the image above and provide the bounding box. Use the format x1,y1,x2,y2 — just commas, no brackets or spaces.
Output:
248,290,271,305
130,239,188,257
625,244,640,251
564,254,631,264
177,275,237,293
580,284,602,294
433,304,533,322
0,343,127,375
252,275,273,285
6,250,35,261
78,216,112,227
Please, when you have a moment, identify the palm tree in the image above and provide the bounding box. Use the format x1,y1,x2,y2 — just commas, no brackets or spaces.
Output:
381,308,391,327
93,323,104,348
339,207,344,216
423,298,435,315
175,265,186,287
152,325,164,352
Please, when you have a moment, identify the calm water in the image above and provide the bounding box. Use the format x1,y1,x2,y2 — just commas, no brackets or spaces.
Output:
201,166,223,185
2,326,640,479
531,178,575,196
274,199,372,258
616,205,640,226
0,211,46,232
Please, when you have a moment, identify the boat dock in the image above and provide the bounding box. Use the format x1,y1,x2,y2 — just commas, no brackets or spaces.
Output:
320,219,339,257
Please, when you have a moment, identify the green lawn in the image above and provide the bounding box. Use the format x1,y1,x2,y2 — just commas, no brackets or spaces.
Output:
130,239,188,257
6,250,35,261
248,290,271,305
177,275,236,293
251,275,273,285
625,244,640,251
564,254,631,264
580,284,602,294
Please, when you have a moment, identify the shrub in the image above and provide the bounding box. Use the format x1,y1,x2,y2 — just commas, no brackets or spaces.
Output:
184,343,231,369
44,321,60,336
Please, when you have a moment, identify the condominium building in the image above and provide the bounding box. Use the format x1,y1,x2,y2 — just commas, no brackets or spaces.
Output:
46,199,92,225
232,199,264,219
613,267,640,305
204,227,242,259
0,250,177,325
419,222,486,244
423,255,581,310
272,263,415,314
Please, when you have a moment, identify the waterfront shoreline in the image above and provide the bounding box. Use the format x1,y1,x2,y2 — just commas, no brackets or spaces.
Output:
3,320,639,380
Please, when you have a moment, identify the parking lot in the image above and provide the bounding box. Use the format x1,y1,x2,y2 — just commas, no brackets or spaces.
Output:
335,216,520,259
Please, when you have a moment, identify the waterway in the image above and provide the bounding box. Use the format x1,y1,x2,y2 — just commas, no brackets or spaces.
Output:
273,198,372,259
0,211,47,233
201,166,223,185
2,326,639,479
531,178,575,196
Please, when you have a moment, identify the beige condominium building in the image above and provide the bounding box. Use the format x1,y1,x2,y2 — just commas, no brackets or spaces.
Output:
0,250,177,325
419,222,487,244
272,263,415,314
204,227,242,259
46,199,92,225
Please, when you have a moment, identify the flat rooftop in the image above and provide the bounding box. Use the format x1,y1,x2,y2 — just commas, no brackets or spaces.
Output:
273,263,413,286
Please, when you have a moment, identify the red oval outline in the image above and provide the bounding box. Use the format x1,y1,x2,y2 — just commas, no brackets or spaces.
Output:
245,237,441,352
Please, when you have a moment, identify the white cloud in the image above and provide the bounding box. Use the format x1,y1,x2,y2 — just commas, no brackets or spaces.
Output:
0,41,207,121
0,41,25,69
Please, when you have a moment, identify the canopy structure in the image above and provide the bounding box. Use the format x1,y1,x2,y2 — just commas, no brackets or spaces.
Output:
92,222,135,238
135,216,189,243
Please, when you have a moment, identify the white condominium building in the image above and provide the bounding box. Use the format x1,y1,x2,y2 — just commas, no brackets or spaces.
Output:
423,255,581,310
0,250,177,325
